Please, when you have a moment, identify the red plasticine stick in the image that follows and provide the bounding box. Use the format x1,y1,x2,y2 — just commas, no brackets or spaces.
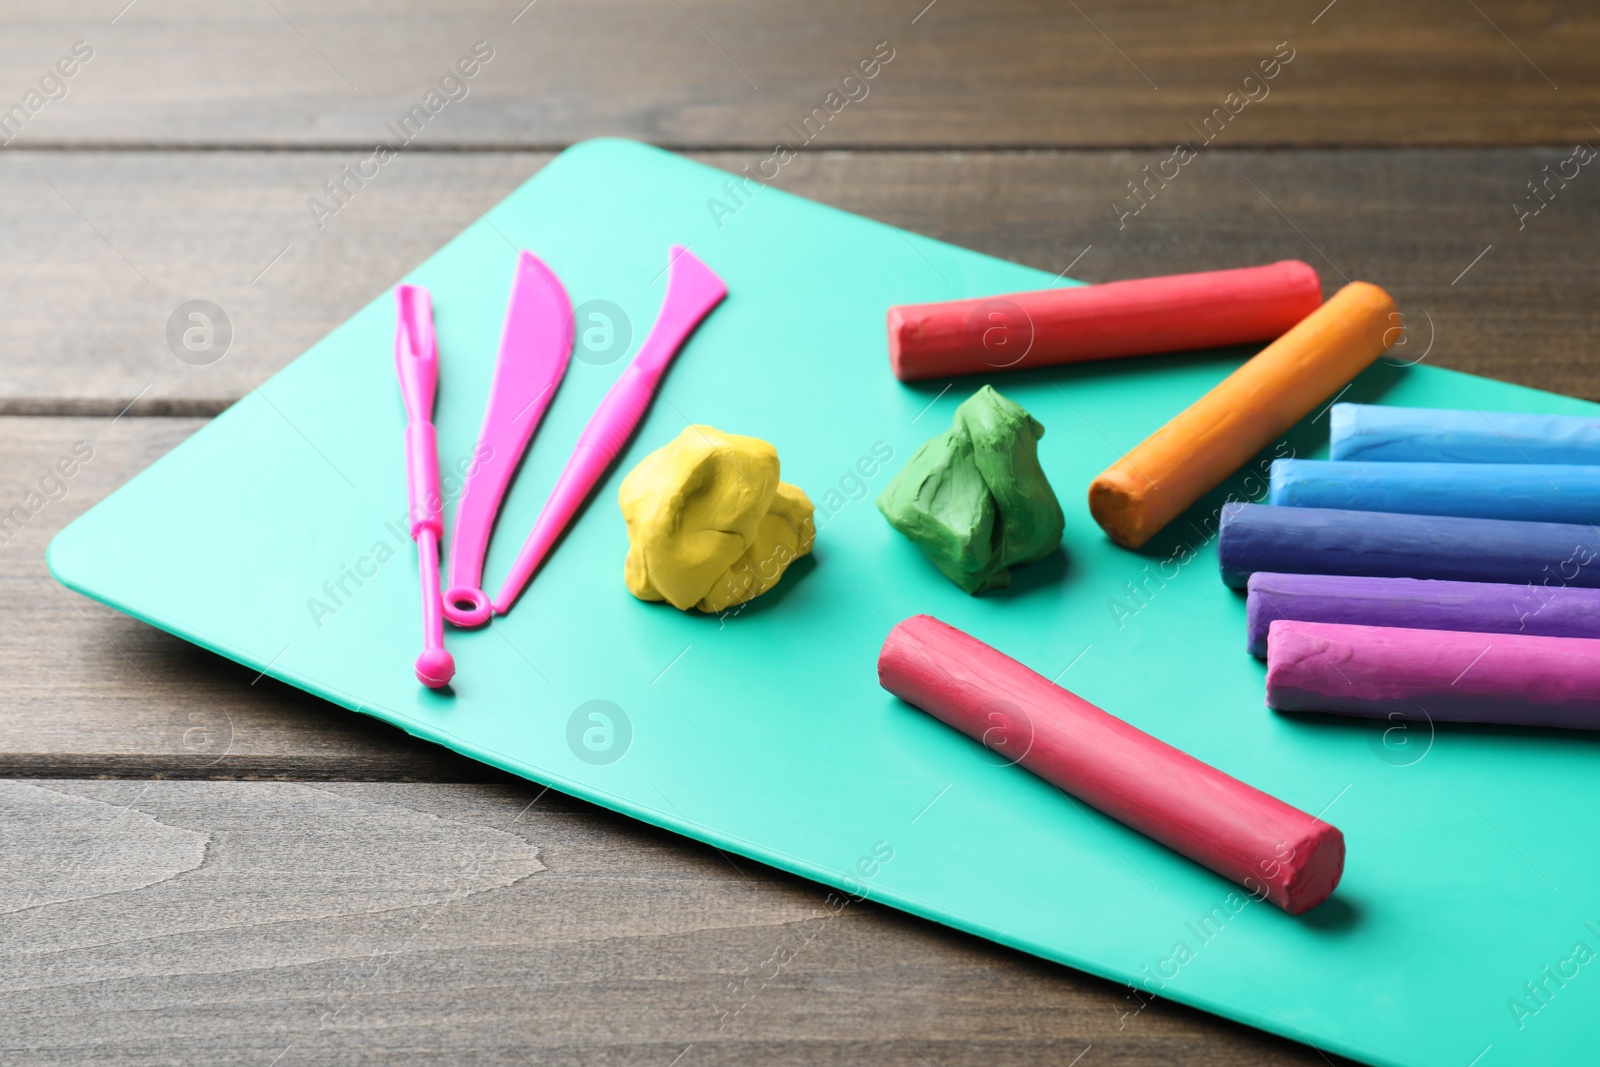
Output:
877,615,1345,914
886,260,1322,382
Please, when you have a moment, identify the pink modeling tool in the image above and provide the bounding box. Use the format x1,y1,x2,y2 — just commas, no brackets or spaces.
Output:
393,285,454,688
443,251,574,627
492,246,726,616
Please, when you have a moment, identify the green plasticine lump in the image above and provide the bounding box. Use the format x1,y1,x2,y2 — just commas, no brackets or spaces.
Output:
876,385,1065,593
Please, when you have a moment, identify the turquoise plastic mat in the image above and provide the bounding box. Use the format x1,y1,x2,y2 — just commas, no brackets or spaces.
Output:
50,139,1600,1067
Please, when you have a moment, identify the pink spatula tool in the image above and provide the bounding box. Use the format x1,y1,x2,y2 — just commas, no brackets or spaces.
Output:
443,251,574,627
493,246,726,616
393,285,454,688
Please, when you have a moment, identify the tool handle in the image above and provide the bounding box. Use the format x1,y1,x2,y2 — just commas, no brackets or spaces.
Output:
394,286,454,688
491,247,726,614
491,365,651,614
413,527,454,688
395,285,443,539
445,253,574,622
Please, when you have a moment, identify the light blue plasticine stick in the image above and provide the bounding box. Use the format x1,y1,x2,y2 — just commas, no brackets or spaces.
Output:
1329,403,1600,464
1268,458,1600,524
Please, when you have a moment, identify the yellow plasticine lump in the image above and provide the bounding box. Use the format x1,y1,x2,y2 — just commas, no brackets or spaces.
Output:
619,426,815,613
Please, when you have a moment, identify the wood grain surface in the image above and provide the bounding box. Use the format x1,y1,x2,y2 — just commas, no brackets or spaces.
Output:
0,779,1348,1065
1,148,1596,409
0,0,1594,148
2,419,487,779
4,1,1594,1063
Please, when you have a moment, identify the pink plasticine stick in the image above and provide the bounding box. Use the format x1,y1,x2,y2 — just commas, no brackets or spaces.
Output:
1266,621,1600,730
492,246,726,616
443,251,574,628
393,285,454,689
879,615,1344,914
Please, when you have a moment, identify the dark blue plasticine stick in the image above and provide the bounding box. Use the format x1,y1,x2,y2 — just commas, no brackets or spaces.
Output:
1217,504,1600,589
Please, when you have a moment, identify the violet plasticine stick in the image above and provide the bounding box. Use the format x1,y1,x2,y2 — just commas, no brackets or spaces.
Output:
879,614,1345,914
1329,403,1600,464
1266,621,1600,730
1217,504,1600,589
1267,459,1600,525
1245,573,1600,658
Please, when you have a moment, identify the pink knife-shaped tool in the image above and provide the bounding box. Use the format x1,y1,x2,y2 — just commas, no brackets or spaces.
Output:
442,251,575,627
394,285,454,688
492,246,727,617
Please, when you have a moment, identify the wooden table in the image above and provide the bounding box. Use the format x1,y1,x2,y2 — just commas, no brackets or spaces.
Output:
4,3,1595,1063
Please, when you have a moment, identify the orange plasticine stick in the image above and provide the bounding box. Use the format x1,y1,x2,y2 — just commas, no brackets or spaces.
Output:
1089,281,1399,549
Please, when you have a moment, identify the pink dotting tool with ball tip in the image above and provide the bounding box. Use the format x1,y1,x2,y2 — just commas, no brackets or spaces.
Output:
393,285,454,688
442,251,574,627
493,246,726,616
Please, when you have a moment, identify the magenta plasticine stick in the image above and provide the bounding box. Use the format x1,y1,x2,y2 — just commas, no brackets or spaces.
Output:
393,285,454,689
1266,621,1600,729
493,246,726,616
886,260,1322,382
880,614,1345,914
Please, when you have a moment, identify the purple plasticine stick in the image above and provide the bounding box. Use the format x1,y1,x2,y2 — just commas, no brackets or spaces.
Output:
492,246,726,616
443,251,574,628
1265,621,1600,730
394,285,454,688
1245,573,1600,658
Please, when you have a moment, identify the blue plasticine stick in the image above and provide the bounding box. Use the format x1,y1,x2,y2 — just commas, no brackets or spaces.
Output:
1217,503,1600,589
1329,403,1600,464
1268,459,1600,524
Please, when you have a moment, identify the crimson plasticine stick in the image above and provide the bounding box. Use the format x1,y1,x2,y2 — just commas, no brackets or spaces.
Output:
878,614,1345,914
886,260,1322,382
